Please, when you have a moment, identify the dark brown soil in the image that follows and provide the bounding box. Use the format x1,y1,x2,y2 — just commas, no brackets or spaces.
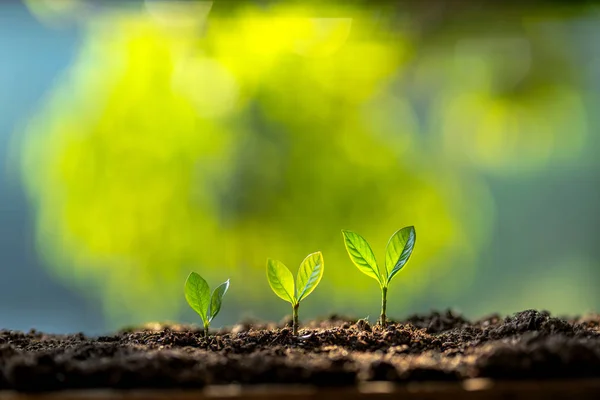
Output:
1,309,600,392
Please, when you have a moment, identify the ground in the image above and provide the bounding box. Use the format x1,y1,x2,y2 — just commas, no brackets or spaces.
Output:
1,310,600,392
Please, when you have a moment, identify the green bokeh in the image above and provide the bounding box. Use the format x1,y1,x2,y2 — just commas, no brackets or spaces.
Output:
16,2,592,328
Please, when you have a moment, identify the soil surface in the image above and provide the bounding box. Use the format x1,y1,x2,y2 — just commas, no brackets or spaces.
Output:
1,309,600,392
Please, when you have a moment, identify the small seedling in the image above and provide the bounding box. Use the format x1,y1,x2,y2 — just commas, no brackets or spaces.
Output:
342,226,416,327
266,252,324,335
184,272,230,337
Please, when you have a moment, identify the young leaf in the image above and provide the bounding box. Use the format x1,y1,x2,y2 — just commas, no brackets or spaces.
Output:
342,230,381,284
295,251,324,302
184,272,211,325
209,279,230,321
385,226,416,283
266,258,296,304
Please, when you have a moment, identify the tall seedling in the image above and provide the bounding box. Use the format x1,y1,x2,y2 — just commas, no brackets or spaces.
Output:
266,252,324,335
342,227,416,326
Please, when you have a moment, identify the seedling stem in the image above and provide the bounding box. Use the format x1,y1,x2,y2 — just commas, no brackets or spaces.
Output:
293,303,300,335
380,286,388,327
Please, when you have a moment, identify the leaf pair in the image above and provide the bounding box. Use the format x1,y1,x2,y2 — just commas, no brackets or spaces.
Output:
184,272,230,328
342,226,416,287
266,252,324,306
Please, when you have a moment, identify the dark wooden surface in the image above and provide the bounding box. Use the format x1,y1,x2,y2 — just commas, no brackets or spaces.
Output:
2,379,600,400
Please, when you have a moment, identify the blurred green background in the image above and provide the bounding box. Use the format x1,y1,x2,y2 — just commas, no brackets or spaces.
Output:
2,0,600,333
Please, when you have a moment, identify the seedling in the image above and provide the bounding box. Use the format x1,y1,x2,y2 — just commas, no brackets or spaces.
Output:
266,252,324,335
184,272,230,337
342,226,416,327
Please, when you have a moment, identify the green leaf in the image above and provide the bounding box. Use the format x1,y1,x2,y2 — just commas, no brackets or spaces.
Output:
295,251,324,302
209,279,230,321
385,226,416,283
266,258,296,304
342,230,381,284
184,272,211,325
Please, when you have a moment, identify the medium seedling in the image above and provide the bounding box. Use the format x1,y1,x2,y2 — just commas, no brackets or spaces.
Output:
266,252,324,335
342,226,416,327
184,272,230,337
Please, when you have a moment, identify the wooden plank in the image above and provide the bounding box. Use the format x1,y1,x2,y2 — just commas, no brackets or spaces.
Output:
1,379,600,400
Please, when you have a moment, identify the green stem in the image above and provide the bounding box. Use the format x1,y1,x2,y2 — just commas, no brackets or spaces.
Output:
380,286,388,327
204,321,210,338
292,303,300,335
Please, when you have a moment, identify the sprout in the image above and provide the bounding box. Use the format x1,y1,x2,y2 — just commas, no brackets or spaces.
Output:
342,227,416,326
184,272,230,337
266,252,324,335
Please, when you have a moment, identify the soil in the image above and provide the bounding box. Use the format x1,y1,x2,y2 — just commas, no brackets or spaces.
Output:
1,309,600,392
